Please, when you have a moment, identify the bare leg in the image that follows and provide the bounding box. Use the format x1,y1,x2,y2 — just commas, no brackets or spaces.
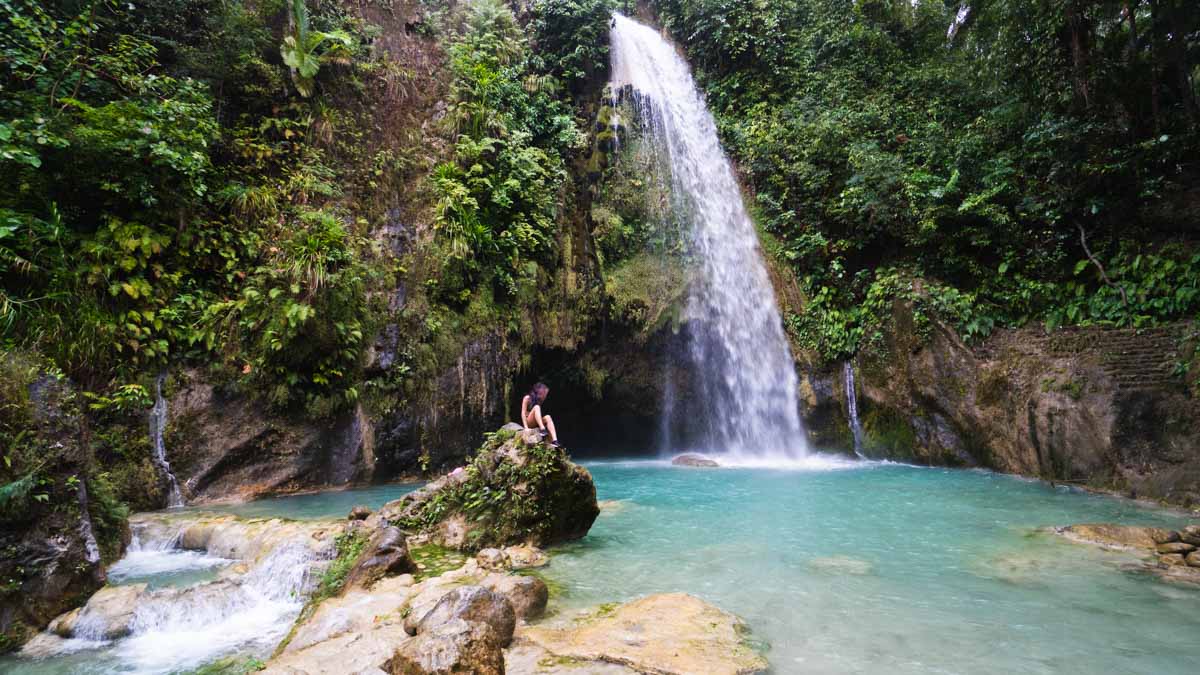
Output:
543,414,558,443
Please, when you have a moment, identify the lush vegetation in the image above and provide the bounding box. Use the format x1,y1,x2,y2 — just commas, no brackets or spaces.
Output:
653,0,1200,360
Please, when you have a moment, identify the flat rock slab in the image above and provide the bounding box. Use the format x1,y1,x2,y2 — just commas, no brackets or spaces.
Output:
519,593,767,675
671,454,719,468
1054,524,1172,551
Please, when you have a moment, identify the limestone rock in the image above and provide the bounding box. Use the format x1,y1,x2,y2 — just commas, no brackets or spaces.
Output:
671,453,719,467
1186,551,1200,567
385,618,504,675
380,428,599,552
344,526,415,591
476,548,510,571
520,593,768,675
1151,529,1181,545
48,583,145,640
349,505,373,521
504,545,548,569
404,586,516,647
1155,541,1196,556
1159,553,1188,567
283,575,416,654
480,573,548,621
1180,525,1200,547
1056,524,1170,551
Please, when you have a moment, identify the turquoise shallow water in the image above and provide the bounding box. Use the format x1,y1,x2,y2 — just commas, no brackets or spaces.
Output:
542,460,1199,675
178,481,421,520
5,463,1198,674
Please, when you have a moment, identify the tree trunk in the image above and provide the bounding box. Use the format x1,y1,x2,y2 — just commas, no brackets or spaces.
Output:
1067,2,1092,109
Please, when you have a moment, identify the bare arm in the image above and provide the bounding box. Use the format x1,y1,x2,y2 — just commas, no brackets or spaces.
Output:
520,395,530,429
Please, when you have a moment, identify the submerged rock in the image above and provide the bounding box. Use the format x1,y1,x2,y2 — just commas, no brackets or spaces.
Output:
520,593,767,674
1054,524,1169,551
380,427,599,552
807,556,874,576
503,544,548,569
671,453,719,467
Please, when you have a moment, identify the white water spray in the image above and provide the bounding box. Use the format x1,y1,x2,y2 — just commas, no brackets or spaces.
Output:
843,361,865,458
149,373,184,507
610,14,808,461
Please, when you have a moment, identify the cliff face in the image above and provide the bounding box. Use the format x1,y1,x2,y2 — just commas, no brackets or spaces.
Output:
800,300,1200,507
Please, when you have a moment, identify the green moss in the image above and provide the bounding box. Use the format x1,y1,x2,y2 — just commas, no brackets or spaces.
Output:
862,407,918,459
185,656,265,675
410,544,469,581
313,530,369,604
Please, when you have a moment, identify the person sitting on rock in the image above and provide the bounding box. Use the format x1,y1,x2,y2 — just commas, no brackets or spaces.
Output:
521,382,560,447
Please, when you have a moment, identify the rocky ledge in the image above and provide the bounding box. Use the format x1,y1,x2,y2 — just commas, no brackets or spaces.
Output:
1055,522,1200,585
377,425,599,552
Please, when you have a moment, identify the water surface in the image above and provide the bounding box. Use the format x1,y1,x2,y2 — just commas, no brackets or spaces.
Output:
542,461,1198,674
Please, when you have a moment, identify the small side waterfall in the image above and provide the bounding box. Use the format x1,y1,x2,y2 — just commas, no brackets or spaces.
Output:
610,14,808,462
843,361,865,458
149,373,184,508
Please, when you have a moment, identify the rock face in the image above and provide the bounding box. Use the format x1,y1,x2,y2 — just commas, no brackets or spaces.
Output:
164,370,374,503
671,453,719,467
519,593,768,675
381,427,599,552
0,363,122,652
802,301,1200,506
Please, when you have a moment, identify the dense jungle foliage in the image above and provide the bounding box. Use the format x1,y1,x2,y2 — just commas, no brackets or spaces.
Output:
1,0,1199,527
652,0,1200,359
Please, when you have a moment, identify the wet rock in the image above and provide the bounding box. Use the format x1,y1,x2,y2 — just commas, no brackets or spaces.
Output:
671,453,719,467
404,586,515,647
349,505,373,521
48,583,145,640
1155,542,1196,556
1181,525,1200,546
282,574,416,655
504,545,548,569
1152,529,1181,545
385,618,504,675
480,573,548,621
476,548,510,571
1159,553,1188,567
343,526,415,591
1055,524,1169,551
520,593,767,675
1187,551,1200,567
808,556,874,575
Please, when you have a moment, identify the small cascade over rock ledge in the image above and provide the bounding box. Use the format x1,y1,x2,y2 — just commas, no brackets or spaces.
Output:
149,373,184,508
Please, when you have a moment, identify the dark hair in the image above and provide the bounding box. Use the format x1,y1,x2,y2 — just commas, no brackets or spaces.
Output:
528,382,549,406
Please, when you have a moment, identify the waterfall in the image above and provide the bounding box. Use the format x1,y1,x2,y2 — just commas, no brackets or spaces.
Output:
843,361,865,458
149,373,184,508
610,13,808,461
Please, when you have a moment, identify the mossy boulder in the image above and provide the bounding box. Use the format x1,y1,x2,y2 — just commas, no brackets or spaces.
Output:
381,427,599,552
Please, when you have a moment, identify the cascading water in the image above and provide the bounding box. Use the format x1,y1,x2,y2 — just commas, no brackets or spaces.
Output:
610,14,807,462
149,373,184,507
843,361,865,458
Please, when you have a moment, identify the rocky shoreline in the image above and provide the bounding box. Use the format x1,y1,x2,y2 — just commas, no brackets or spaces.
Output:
1054,523,1200,586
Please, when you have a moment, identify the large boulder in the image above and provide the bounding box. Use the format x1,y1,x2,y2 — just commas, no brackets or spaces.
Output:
48,583,145,640
385,618,504,675
480,574,548,621
343,526,415,591
381,428,599,552
519,593,768,674
403,586,515,647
